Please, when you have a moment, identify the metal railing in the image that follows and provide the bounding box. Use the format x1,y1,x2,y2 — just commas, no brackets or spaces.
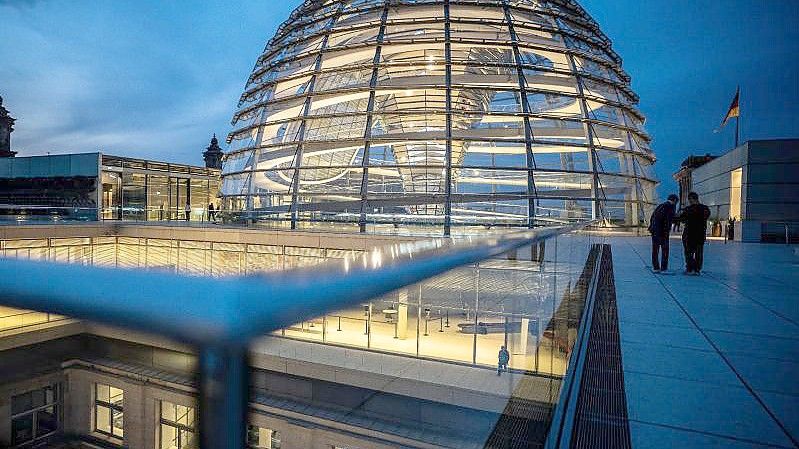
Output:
545,243,604,449
0,220,597,448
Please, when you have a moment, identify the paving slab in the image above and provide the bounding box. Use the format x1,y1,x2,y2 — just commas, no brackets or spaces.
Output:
612,237,799,448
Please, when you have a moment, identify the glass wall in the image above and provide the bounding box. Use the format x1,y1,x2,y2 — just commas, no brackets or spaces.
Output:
0,231,597,374
148,175,170,221
122,172,147,221
99,155,220,223
222,0,657,233
0,153,101,222
281,233,596,373
102,174,220,222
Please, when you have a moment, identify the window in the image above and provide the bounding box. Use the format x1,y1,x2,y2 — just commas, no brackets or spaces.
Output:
95,384,124,438
730,167,743,220
159,401,196,449
247,425,281,448
11,384,60,446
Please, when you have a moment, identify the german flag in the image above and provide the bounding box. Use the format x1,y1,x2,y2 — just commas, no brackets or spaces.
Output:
721,87,740,127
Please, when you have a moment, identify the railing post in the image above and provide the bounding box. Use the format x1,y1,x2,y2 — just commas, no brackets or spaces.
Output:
199,344,249,449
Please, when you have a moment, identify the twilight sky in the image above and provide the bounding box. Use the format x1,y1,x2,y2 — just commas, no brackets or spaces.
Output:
1,0,797,196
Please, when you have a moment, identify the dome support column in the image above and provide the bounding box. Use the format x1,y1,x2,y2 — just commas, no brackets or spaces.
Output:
359,2,391,233
566,53,604,221
503,1,540,229
288,7,342,230
619,101,646,226
443,0,454,236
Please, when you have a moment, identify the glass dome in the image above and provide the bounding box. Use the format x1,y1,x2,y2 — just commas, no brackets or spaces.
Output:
222,0,657,234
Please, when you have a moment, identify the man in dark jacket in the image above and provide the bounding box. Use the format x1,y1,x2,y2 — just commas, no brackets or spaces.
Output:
648,194,678,273
675,192,711,275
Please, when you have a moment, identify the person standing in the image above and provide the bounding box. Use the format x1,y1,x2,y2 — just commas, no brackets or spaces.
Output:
648,194,678,273
497,345,510,376
184,202,191,221
675,192,711,275
208,203,216,221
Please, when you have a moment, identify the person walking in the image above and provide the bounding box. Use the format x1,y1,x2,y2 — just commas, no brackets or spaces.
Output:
675,192,711,275
184,202,191,221
208,203,216,222
648,194,678,273
497,345,510,376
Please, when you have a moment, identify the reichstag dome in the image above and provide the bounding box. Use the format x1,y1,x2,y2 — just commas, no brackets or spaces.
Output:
222,0,657,234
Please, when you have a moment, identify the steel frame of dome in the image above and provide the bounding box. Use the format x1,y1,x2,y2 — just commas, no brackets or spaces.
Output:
222,0,657,235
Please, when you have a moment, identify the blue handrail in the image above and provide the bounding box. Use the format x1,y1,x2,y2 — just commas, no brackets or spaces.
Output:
0,220,598,448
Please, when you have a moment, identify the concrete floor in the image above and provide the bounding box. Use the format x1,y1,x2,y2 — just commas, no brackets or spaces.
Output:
613,237,799,449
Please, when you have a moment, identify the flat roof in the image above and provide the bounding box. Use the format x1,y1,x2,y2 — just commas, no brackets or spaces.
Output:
0,152,219,179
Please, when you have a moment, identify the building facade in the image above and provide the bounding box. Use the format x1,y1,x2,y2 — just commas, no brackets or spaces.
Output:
221,0,657,234
675,139,799,242
0,96,17,158
0,153,220,223
673,154,717,207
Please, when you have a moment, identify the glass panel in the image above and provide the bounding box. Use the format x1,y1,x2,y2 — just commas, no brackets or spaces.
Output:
112,408,124,437
11,415,34,445
109,386,124,406
96,384,110,402
161,423,178,449
247,425,279,449
148,175,169,221
177,404,194,427
179,428,197,449
35,405,58,437
96,404,112,434
122,172,146,221
161,401,176,421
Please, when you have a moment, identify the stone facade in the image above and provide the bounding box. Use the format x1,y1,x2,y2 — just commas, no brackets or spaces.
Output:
0,96,17,158
202,134,224,170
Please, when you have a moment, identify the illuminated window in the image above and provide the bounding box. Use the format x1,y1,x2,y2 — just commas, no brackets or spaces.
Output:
247,424,281,448
730,167,742,220
159,401,196,449
95,384,124,438
10,384,60,446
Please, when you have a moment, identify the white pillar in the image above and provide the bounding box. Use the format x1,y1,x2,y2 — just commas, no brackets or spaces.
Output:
397,290,409,340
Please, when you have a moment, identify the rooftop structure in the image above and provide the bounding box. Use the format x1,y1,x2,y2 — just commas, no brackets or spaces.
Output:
672,139,799,242
673,153,718,207
0,153,220,222
0,96,17,158
203,134,224,170
222,0,657,234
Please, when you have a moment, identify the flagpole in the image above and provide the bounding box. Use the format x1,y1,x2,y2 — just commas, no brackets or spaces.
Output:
736,87,741,147
735,115,740,148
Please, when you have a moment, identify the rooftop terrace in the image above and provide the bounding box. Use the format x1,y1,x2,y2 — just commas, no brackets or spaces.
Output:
0,224,797,448
614,237,798,448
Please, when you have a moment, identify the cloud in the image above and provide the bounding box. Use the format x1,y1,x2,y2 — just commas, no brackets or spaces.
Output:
1,1,256,165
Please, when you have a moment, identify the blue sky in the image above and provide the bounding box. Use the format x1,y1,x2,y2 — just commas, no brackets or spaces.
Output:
1,0,797,196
